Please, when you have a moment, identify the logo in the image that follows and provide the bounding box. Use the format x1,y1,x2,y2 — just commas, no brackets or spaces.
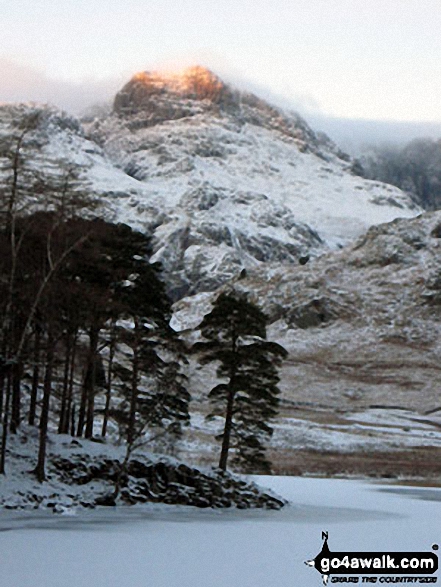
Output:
305,532,438,585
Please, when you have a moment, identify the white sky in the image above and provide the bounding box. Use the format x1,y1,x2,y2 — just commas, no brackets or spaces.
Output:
1,0,441,122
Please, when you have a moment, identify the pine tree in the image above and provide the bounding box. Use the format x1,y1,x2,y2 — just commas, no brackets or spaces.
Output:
0,113,96,470
111,227,190,448
196,291,287,473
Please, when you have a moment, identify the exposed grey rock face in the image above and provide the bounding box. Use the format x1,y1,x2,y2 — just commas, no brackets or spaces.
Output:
149,187,325,296
0,68,420,300
52,455,285,509
84,66,419,297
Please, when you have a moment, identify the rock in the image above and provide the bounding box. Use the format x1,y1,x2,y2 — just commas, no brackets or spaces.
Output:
288,296,340,329
79,501,95,509
95,494,117,507
51,454,286,510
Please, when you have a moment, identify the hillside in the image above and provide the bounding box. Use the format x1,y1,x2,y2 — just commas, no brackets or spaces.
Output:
0,67,437,482
85,66,419,297
173,211,441,477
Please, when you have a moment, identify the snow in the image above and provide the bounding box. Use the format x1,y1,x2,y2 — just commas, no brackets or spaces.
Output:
97,118,419,248
271,409,441,453
0,475,439,587
0,94,422,297
177,405,441,467
0,430,126,510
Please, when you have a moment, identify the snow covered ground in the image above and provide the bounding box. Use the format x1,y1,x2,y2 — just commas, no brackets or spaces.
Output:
179,406,441,473
0,475,439,587
271,407,441,452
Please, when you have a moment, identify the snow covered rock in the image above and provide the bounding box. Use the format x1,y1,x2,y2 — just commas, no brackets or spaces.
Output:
84,66,420,297
0,429,285,510
0,68,420,299
52,455,285,509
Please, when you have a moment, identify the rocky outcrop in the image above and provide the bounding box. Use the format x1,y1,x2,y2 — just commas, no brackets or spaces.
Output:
0,73,420,302
114,66,239,123
52,455,285,509
112,66,342,159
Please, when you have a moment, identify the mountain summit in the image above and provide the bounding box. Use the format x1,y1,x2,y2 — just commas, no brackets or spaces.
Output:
112,65,339,157
114,66,234,111
0,68,421,298
82,66,420,296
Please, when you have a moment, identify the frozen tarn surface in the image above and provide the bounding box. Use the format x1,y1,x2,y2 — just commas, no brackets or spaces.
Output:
0,476,439,587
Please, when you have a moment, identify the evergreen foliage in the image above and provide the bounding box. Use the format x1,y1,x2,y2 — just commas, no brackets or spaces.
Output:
196,291,287,473
0,203,190,479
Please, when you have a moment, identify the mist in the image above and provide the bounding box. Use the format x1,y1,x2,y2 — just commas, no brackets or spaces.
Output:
0,57,125,115
1,57,440,154
308,115,441,155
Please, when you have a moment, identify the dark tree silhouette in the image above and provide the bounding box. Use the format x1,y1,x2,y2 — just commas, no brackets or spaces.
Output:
196,291,287,473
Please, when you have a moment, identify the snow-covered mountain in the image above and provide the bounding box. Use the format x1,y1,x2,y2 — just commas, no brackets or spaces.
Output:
1,68,440,478
0,66,418,299
84,66,420,296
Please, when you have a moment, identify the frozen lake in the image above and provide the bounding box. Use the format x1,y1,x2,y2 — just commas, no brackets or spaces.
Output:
0,476,439,587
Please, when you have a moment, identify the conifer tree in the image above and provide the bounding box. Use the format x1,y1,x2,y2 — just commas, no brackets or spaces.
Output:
111,228,190,448
196,291,287,473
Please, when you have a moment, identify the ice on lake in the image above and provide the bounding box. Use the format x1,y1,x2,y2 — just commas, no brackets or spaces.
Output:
0,476,439,587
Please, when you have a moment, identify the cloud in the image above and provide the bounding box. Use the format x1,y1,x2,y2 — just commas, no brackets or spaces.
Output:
0,57,123,114
308,115,441,154
1,56,439,155
209,63,323,117
0,56,323,118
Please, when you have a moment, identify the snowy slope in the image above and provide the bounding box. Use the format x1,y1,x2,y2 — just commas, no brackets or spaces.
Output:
83,66,420,296
175,211,441,412
0,103,148,225
171,211,441,474
0,69,420,297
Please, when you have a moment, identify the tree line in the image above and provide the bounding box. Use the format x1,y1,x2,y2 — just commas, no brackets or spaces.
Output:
0,107,287,484
361,138,441,210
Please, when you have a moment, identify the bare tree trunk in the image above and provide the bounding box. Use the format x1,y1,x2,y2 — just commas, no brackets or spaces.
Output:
70,403,76,437
85,326,100,439
58,333,71,434
77,328,98,439
111,427,171,501
101,325,116,438
128,321,140,446
218,385,235,471
0,371,12,474
112,441,133,501
0,342,7,420
84,371,95,439
219,334,238,472
29,325,42,426
35,333,54,482
76,378,87,437
64,329,78,435
10,360,22,434
0,371,4,420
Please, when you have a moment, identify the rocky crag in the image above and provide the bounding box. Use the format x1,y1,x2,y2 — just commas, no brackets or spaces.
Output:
0,430,285,511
